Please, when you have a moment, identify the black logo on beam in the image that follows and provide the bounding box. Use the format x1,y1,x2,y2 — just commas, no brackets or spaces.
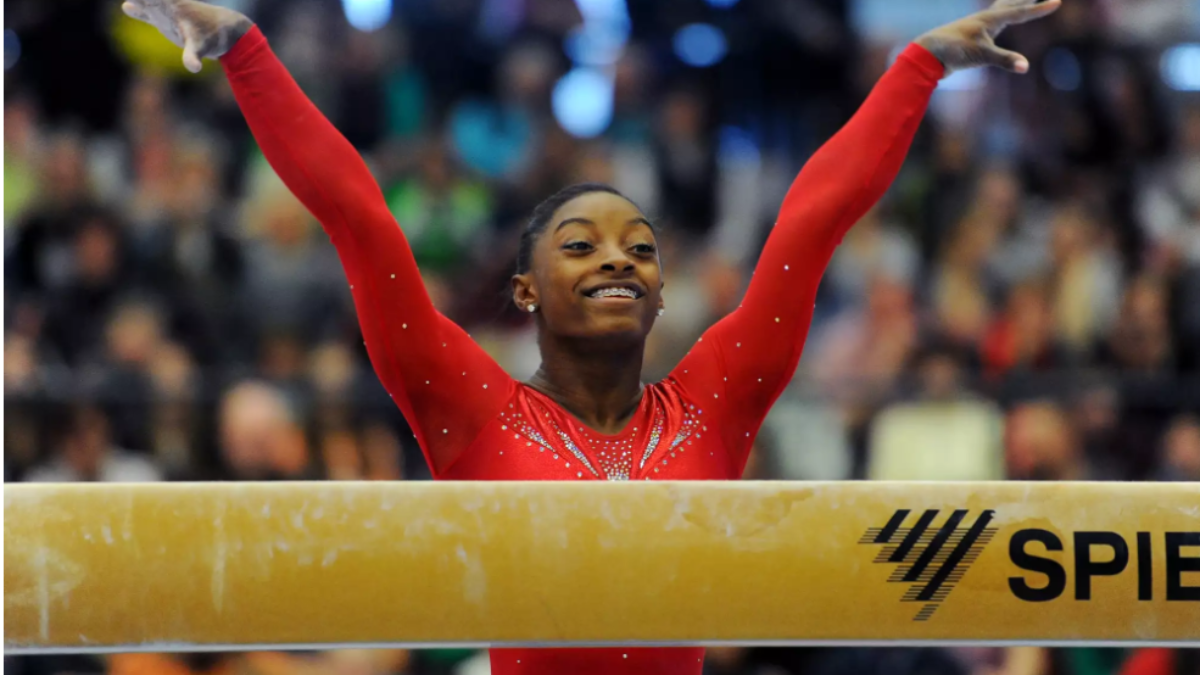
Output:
860,509,998,621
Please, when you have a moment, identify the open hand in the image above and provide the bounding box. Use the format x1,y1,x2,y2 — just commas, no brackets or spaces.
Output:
915,0,1062,76
121,0,253,73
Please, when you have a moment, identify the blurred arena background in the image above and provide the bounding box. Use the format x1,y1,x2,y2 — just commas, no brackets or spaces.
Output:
4,0,1200,673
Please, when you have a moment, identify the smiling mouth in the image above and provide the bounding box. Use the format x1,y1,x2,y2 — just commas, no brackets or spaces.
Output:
585,287,643,300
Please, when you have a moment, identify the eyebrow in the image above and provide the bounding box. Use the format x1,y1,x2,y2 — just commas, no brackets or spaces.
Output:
554,217,653,232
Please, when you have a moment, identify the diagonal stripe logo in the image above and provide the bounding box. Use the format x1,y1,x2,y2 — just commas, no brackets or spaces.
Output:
859,509,999,621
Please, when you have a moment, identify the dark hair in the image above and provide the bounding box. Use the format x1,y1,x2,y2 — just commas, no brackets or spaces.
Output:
515,182,641,275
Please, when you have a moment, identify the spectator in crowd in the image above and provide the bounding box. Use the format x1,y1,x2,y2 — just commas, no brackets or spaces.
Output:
1005,400,1089,481
24,405,162,483
810,274,919,429
1155,413,1200,481
867,343,1005,481
217,380,311,481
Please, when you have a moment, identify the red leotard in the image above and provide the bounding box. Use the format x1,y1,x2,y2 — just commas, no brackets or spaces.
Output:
221,28,942,675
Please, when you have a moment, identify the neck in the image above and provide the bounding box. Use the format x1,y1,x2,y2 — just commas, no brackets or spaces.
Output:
529,334,646,434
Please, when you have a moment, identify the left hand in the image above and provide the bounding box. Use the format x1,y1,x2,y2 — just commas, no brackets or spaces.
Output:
915,0,1062,76
120,0,253,74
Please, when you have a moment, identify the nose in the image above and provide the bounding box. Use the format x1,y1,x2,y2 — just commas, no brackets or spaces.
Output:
598,244,635,273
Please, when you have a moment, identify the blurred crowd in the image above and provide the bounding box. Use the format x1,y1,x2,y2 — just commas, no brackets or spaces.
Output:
4,0,1199,674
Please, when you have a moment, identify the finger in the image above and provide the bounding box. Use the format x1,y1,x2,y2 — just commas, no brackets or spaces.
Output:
121,1,147,20
990,0,1038,10
179,21,203,73
985,45,1030,73
989,0,1062,28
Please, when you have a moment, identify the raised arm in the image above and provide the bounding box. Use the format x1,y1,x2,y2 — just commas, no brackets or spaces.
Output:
120,0,514,476
670,0,1062,474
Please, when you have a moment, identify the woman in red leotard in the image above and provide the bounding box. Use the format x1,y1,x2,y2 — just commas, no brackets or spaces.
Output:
122,1,1059,672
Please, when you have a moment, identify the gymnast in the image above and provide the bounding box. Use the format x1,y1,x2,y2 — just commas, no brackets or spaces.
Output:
120,0,1060,672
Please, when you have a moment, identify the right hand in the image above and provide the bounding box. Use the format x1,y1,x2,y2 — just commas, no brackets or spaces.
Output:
915,0,1062,76
121,0,253,73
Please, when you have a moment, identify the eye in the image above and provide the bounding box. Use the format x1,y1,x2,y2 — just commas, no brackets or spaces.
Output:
632,243,657,255
563,241,594,252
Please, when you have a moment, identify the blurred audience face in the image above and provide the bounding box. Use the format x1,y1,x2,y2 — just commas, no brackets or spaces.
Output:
1072,385,1118,437
320,424,404,481
74,217,121,285
107,303,165,366
1008,282,1052,360
219,381,308,479
309,341,357,398
124,73,170,139
1161,415,1200,481
918,353,963,400
260,333,307,381
5,97,39,154
262,194,314,249
936,221,995,342
661,90,705,142
168,143,220,221
974,166,1022,224
42,133,90,206
1110,275,1171,370
701,252,743,318
63,407,114,480
814,275,919,394
500,42,555,106
1006,401,1083,480
150,341,196,399
867,275,913,323
418,139,454,190
362,423,404,481
1049,205,1094,265
944,217,997,271
5,334,39,392
321,430,363,480
134,130,177,196
983,282,1052,376
935,128,973,174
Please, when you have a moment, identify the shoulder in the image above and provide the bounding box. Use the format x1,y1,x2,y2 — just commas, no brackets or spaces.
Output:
644,377,714,423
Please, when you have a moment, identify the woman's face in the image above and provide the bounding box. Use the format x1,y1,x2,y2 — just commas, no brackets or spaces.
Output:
513,191,664,343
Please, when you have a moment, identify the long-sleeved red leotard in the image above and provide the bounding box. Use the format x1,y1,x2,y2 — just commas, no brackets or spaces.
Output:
221,27,942,675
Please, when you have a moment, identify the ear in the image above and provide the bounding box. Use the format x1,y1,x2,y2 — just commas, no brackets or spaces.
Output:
511,273,537,312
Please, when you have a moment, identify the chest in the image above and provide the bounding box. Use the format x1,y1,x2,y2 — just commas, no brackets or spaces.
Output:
443,386,732,481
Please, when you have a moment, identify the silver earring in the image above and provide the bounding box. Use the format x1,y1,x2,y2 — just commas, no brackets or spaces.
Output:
657,308,665,317
527,304,537,313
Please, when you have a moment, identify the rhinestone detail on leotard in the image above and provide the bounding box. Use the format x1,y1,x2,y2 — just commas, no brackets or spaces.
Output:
497,395,707,480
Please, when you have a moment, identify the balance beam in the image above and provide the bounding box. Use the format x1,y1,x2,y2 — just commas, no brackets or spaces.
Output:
5,481,1199,653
